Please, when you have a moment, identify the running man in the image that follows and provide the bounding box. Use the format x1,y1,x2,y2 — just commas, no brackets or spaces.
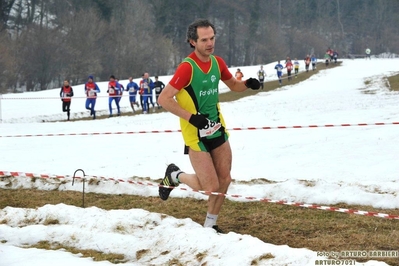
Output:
115,78,124,108
285,59,293,81
311,54,317,70
257,65,266,89
126,77,139,113
294,58,300,78
59,79,74,121
304,54,311,72
274,60,284,85
324,52,330,66
157,19,260,233
365,48,371,60
107,75,121,117
235,68,243,81
139,73,154,113
84,75,100,120
153,75,165,108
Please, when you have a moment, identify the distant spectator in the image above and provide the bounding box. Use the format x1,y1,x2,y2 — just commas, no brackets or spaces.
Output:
235,68,244,81
84,75,100,120
294,58,300,78
274,60,284,85
153,76,165,109
257,65,266,90
126,76,139,113
365,48,371,60
304,55,311,72
107,75,122,117
59,80,74,121
285,59,293,81
311,54,317,71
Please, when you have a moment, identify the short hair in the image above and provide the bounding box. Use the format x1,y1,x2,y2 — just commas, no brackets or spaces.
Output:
186,19,216,48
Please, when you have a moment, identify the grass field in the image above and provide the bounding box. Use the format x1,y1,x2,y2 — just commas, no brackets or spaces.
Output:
388,73,399,91
1,186,398,265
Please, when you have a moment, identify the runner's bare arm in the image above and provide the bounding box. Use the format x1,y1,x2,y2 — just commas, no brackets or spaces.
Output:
222,77,248,92
158,84,192,121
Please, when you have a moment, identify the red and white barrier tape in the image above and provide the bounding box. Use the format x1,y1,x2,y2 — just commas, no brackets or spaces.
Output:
1,94,152,100
0,130,180,138
0,122,399,138
1,122,399,138
1,170,398,220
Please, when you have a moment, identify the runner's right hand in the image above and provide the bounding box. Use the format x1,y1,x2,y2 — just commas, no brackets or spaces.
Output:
189,113,209,129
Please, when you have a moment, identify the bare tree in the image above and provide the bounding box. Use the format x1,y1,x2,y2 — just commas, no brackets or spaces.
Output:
0,0,15,31
102,0,175,79
59,8,106,84
1,0,399,93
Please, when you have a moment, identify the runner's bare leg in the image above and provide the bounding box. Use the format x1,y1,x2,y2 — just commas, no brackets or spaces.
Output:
179,140,232,214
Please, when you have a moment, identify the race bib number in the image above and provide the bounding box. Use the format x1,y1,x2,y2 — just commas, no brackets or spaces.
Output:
88,90,95,97
155,87,161,92
199,119,222,138
109,88,115,94
129,88,135,92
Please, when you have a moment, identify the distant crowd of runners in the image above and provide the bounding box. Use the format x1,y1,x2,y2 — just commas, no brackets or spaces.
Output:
59,73,165,120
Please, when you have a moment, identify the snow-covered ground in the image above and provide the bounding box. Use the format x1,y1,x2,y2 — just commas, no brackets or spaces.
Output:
1,58,398,265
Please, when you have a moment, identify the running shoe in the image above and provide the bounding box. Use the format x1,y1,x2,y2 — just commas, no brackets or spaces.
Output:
212,225,224,234
159,163,180,200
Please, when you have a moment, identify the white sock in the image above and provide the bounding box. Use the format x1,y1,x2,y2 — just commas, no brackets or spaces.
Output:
203,213,218,228
171,170,183,184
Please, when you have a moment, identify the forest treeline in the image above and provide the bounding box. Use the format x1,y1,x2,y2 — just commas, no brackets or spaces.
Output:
0,0,398,92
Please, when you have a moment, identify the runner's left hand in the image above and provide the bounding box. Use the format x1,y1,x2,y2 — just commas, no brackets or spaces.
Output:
245,78,260,90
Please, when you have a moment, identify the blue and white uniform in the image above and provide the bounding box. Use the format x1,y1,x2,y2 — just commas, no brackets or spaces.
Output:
274,63,284,78
126,80,139,103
